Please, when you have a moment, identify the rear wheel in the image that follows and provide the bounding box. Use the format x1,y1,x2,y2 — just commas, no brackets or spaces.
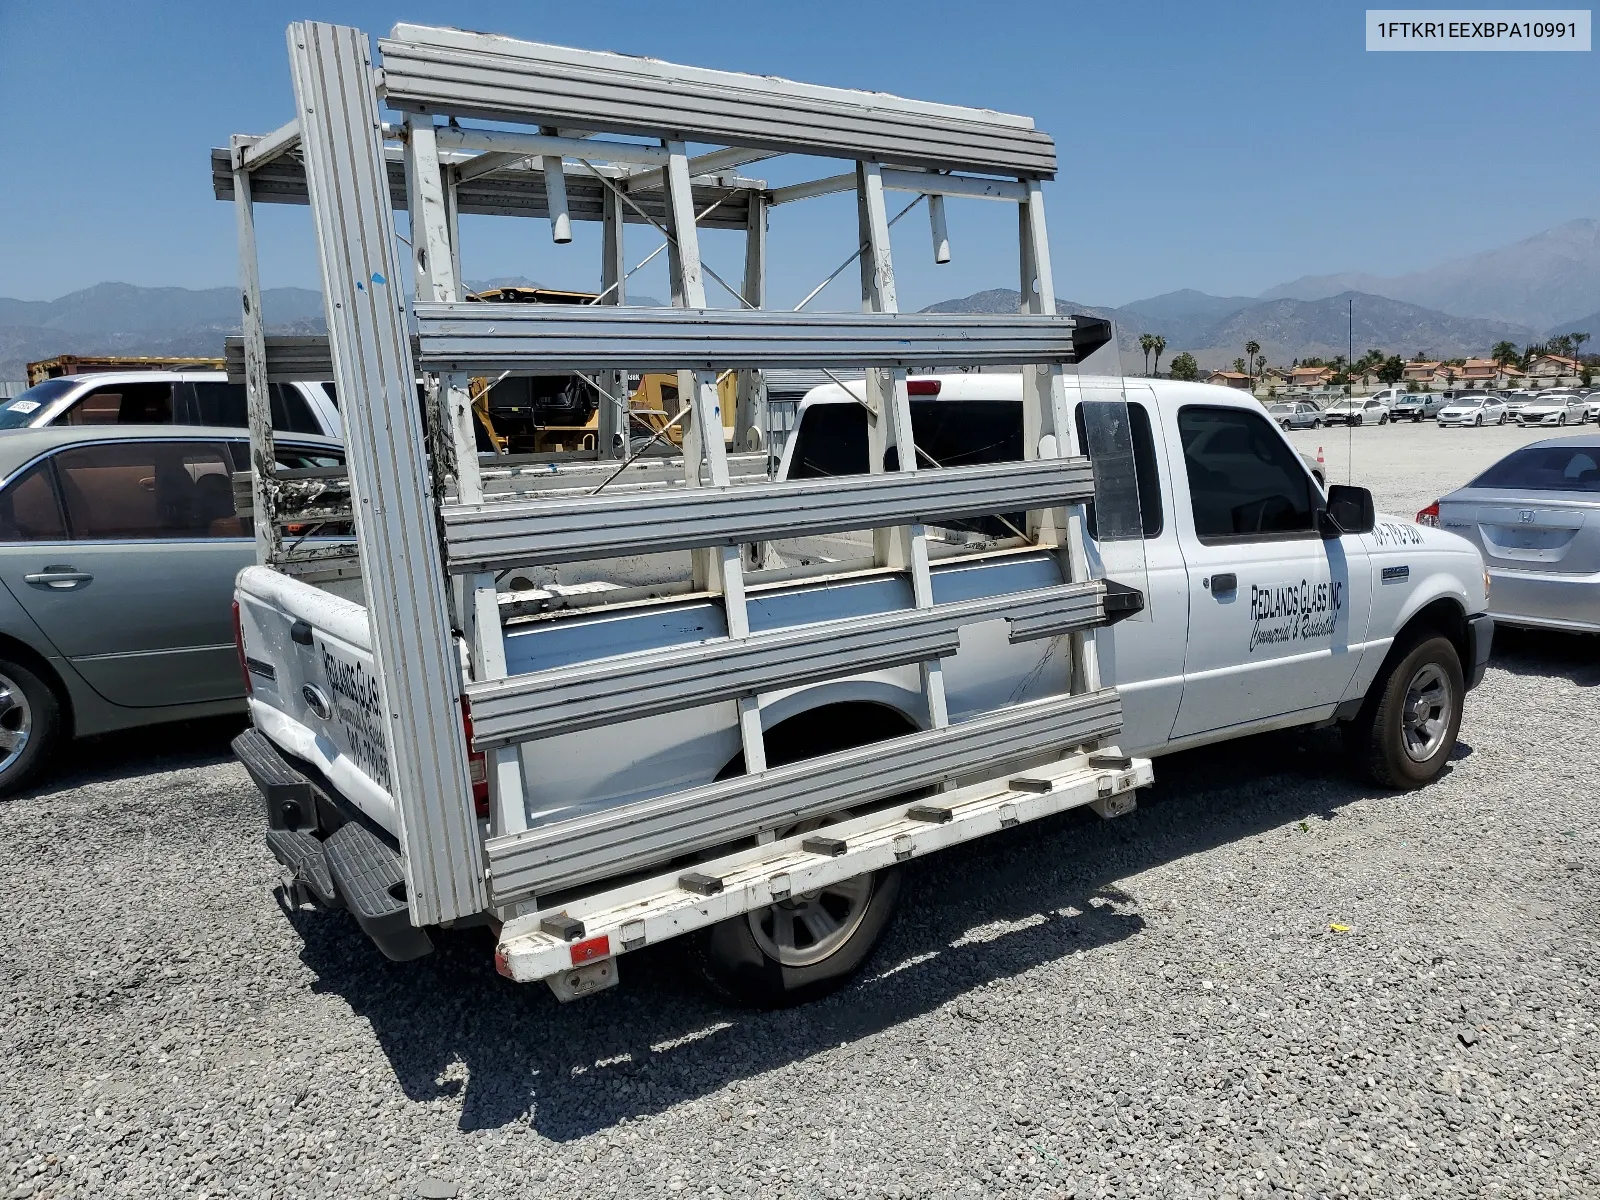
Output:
695,703,913,1007
0,659,61,798
1343,634,1463,789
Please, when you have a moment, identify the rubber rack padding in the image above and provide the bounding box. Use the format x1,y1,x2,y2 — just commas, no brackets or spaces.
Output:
323,822,433,961
541,914,586,940
264,828,340,907
802,835,848,857
679,872,724,896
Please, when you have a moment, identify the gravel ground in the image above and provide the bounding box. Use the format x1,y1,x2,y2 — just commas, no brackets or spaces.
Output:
3,427,1598,1199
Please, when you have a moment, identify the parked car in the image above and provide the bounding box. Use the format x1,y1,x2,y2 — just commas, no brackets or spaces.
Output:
1323,397,1391,426
1437,395,1508,427
0,372,341,439
1419,434,1599,633
0,425,345,794
1586,393,1600,423
1389,392,1451,422
1267,400,1323,430
1517,392,1586,427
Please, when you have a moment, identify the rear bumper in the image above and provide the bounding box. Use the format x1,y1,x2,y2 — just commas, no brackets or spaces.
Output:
233,728,433,962
1486,566,1600,634
1465,612,1494,689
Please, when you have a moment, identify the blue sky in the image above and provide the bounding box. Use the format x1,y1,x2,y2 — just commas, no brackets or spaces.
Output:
1,0,1595,309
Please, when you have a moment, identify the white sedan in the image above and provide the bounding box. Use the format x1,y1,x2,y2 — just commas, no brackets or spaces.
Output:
1437,395,1509,427
1518,393,1586,427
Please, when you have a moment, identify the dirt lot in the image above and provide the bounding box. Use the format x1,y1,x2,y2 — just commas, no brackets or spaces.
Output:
1,419,1597,1200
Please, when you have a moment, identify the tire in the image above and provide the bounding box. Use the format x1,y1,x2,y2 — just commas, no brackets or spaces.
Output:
695,703,912,1007
1497,413,1506,425
1353,415,1363,427
1412,415,1421,423
1379,413,1389,425
696,866,902,1007
1342,634,1464,790
0,657,62,798
1474,414,1483,426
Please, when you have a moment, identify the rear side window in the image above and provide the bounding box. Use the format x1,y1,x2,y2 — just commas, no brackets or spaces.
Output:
1468,446,1600,493
0,463,67,542
1178,406,1316,541
177,382,322,433
62,382,174,425
1075,401,1163,539
53,441,243,540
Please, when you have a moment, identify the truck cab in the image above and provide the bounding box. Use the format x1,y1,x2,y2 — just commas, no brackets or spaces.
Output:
777,375,1493,764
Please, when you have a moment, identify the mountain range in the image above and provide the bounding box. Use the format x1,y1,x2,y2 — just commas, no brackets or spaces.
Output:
3,219,1595,381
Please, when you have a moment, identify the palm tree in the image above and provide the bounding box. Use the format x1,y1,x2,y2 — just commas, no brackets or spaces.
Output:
1549,334,1575,359
1491,340,1518,367
1151,335,1167,377
1572,331,1591,361
1255,354,1267,377
1244,339,1260,384
1139,333,1156,376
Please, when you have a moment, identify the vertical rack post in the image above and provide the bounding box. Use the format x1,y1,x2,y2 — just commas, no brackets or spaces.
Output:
661,140,766,776
598,187,627,459
733,193,767,452
287,21,485,923
229,136,281,567
856,161,950,732
1018,177,1101,695
403,114,529,836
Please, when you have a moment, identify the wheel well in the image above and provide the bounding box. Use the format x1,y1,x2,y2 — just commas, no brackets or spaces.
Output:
1395,597,1469,670
0,633,73,738
715,701,919,780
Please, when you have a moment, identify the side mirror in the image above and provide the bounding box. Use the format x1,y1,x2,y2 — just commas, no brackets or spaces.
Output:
1322,483,1376,537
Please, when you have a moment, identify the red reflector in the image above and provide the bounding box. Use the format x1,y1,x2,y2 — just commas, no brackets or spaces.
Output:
1416,500,1440,527
570,935,611,966
906,378,942,396
493,947,513,979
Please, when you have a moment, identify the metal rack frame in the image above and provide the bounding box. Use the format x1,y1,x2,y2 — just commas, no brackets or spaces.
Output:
227,21,1124,930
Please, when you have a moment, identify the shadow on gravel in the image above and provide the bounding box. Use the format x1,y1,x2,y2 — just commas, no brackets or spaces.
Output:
1490,625,1600,687
291,722,1383,1142
7,713,246,803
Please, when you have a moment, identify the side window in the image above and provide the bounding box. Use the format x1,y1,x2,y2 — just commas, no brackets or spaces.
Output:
1074,401,1164,540
270,385,322,434
54,442,243,540
182,381,249,428
0,462,67,542
1178,406,1316,541
63,382,174,426
786,403,868,478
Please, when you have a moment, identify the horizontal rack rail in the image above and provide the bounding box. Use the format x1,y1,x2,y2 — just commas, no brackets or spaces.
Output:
377,24,1057,177
486,687,1121,899
412,303,1109,372
442,457,1096,572
466,580,1106,747
211,146,757,228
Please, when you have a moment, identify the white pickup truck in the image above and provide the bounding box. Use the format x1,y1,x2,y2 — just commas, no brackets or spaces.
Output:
225,20,1492,1011
236,375,1492,1002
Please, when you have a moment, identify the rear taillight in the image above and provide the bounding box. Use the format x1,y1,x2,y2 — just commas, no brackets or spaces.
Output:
1416,501,1440,527
231,599,252,696
462,698,489,818
906,378,942,396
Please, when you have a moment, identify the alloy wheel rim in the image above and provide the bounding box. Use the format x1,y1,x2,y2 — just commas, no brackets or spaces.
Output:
749,874,874,967
0,672,32,775
1401,662,1452,763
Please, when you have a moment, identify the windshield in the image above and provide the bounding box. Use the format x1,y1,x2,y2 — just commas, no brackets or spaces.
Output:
1268,404,1290,413
0,379,79,428
1469,445,1600,493
1330,399,1358,410
1452,397,1483,407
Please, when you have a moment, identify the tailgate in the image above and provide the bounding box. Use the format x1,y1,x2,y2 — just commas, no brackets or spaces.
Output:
235,565,401,832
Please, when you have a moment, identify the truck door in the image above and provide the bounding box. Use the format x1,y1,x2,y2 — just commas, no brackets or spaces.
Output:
1079,388,1188,754
1167,403,1370,739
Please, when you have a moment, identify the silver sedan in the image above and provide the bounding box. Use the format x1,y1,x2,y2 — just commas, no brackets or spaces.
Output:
1267,401,1323,430
0,425,345,794
1420,433,1600,633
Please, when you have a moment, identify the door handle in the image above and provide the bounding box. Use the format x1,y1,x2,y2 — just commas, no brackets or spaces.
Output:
24,566,94,590
1207,572,1237,594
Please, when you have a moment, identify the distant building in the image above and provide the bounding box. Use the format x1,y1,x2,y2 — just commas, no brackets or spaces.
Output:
1525,354,1581,384
1401,360,1442,384
1206,370,1253,390
1288,365,1335,390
